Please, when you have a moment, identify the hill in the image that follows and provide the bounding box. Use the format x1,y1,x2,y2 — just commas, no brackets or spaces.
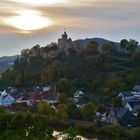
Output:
0,55,17,74
0,36,140,104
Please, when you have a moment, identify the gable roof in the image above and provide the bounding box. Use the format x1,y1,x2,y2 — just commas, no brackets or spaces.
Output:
74,90,84,95
109,107,136,126
0,90,15,100
119,91,134,97
110,108,128,119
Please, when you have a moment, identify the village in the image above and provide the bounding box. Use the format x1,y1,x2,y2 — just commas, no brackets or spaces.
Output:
0,83,140,127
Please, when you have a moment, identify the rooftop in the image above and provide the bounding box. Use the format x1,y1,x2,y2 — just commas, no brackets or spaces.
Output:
119,91,134,97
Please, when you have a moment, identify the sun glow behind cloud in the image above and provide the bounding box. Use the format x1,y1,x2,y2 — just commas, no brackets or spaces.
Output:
0,0,140,56
3,10,53,33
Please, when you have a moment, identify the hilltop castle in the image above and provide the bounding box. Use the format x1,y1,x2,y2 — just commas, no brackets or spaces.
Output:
21,32,84,58
58,32,73,50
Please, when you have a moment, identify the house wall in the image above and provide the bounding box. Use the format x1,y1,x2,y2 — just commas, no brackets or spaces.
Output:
2,95,15,106
106,111,118,124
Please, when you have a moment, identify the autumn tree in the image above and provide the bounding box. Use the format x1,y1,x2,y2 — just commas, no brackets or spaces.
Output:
97,104,107,114
57,93,69,104
102,42,115,54
40,69,48,83
15,74,23,86
85,41,98,55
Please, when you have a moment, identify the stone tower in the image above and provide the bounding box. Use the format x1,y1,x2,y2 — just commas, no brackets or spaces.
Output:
58,32,73,50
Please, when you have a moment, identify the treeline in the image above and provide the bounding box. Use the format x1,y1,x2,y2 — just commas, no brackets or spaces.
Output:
0,108,84,140
0,38,140,103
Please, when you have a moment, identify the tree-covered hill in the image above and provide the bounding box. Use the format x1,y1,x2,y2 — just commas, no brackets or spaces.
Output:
0,38,140,103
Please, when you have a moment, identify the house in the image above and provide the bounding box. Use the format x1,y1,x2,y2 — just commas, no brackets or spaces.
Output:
42,86,50,92
131,85,140,98
74,90,85,103
17,91,58,106
16,96,33,106
0,90,15,106
74,90,85,98
131,91,140,98
106,108,136,126
118,91,135,101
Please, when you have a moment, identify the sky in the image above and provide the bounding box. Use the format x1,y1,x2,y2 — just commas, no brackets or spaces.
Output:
0,0,140,56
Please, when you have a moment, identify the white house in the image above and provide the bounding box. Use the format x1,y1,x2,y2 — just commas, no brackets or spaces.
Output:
74,90,85,98
0,90,15,106
42,86,50,92
74,90,85,103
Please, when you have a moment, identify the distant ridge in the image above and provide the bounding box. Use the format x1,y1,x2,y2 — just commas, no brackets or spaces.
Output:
0,55,18,74
73,37,121,52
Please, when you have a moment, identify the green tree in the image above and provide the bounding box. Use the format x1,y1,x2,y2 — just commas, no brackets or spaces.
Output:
128,39,139,52
57,104,68,120
66,103,82,120
120,39,129,49
105,125,123,140
81,103,95,121
58,126,81,140
131,128,140,140
37,101,53,115
113,97,122,108
58,78,71,93
57,93,69,104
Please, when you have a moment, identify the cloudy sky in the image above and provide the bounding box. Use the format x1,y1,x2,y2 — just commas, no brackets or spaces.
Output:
0,0,140,56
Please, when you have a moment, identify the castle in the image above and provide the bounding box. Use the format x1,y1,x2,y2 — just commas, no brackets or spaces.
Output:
58,32,73,50
21,32,84,58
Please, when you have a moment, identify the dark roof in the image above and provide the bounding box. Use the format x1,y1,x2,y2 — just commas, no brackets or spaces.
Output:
111,108,128,119
128,100,140,108
119,91,133,97
110,107,136,126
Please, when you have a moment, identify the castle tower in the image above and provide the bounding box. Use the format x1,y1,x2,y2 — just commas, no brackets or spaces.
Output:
58,32,73,50
62,32,68,40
